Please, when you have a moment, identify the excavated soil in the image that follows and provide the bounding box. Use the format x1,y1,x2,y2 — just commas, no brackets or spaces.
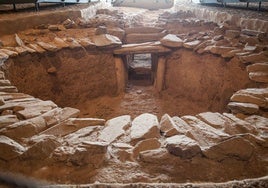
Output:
0,0,268,187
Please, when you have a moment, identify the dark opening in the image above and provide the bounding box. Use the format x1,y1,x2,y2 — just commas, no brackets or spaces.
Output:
127,53,157,86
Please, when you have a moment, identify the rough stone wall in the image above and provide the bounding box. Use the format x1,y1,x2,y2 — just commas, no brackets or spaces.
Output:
164,49,254,114
4,49,118,107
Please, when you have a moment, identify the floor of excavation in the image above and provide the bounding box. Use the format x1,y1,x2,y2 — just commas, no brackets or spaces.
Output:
75,84,226,120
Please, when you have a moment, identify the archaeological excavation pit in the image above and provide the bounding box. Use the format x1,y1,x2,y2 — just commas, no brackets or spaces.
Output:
0,0,268,187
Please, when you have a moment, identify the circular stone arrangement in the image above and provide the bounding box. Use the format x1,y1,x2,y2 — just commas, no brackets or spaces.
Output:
0,1,267,187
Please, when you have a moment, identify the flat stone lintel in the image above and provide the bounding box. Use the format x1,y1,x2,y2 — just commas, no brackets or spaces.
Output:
113,42,171,55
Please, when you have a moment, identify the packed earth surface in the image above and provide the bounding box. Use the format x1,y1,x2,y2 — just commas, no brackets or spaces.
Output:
0,0,268,187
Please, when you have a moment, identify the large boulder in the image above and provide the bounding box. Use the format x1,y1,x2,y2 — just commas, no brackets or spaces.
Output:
98,115,131,144
160,34,183,48
165,135,201,159
160,114,180,137
203,136,255,161
130,113,160,144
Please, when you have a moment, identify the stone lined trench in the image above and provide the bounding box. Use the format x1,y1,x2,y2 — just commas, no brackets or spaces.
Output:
0,1,268,187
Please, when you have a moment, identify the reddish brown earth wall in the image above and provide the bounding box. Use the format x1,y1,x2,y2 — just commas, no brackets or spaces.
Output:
164,49,256,115
4,49,118,107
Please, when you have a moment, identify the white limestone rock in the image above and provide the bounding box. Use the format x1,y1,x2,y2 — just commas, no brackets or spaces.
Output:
0,86,18,93
53,37,69,49
0,135,26,160
53,141,108,167
37,41,58,52
98,115,131,144
41,107,80,127
28,43,46,53
15,33,25,46
160,34,183,48
107,27,125,41
203,136,254,161
231,91,267,108
197,112,226,129
181,116,229,147
39,117,101,137
172,116,192,134
0,49,18,57
183,40,201,49
209,46,236,56
64,126,101,145
0,121,39,141
247,63,268,73
249,72,268,83
92,34,122,48
0,115,19,129
223,113,258,135
0,80,11,87
133,138,161,159
21,136,60,160
228,102,259,114
160,114,180,137
165,135,201,159
109,143,133,162
130,113,160,143
15,100,57,119
239,51,268,64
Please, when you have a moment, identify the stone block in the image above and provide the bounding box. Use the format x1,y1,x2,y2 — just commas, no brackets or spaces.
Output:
130,113,160,144
93,34,122,48
181,116,229,147
21,136,60,160
98,115,131,144
197,112,226,129
160,34,183,48
183,40,201,49
249,72,268,83
203,136,254,161
165,135,201,159
228,102,259,114
37,42,58,52
133,138,161,159
160,114,180,137
247,63,268,73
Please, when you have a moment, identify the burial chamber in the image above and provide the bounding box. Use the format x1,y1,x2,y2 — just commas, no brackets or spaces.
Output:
0,1,267,187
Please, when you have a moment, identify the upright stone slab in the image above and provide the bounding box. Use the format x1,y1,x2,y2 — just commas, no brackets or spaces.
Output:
98,115,131,144
130,113,160,144
165,135,201,159
160,114,180,137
